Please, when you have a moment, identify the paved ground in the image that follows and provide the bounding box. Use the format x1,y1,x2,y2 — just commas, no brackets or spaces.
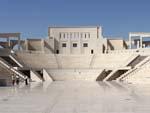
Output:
0,81,150,113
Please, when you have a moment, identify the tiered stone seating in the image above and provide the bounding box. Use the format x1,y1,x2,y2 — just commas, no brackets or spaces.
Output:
16,52,133,70
56,55,93,69
16,52,58,69
91,54,131,69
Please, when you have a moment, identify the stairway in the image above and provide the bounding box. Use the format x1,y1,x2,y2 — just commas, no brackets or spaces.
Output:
0,56,25,79
103,54,142,81
117,56,150,81
9,54,24,67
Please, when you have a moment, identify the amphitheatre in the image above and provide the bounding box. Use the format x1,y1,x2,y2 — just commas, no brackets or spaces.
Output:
1,26,150,113
0,26,150,85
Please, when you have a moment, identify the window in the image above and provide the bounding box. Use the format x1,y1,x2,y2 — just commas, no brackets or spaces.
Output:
59,33,61,38
63,33,65,38
73,43,77,47
67,33,69,38
77,32,79,37
83,43,88,47
88,33,90,38
74,33,76,38
80,33,83,38
70,33,72,38
85,34,87,38
62,43,66,47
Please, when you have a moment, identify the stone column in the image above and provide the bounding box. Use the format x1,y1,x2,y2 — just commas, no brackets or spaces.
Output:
79,33,81,54
41,39,45,52
129,34,132,49
25,40,28,51
137,40,140,49
69,33,72,54
7,38,10,49
140,36,143,48
143,44,145,48
18,35,21,50
106,39,108,53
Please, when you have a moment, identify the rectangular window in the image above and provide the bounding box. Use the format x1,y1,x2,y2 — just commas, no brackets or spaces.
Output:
83,43,88,47
63,33,65,38
67,33,69,38
74,32,76,38
88,33,90,38
77,32,79,37
73,43,77,47
80,33,83,38
62,43,66,47
59,33,61,38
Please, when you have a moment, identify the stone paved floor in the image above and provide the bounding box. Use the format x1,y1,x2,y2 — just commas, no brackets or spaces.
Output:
0,81,150,113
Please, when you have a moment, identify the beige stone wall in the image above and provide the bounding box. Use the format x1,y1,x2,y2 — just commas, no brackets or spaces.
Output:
27,39,43,51
22,38,54,54
44,38,54,53
108,39,127,50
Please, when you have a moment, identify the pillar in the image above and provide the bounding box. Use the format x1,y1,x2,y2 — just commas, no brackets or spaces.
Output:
79,34,81,54
7,37,10,49
143,44,145,48
18,35,21,50
25,40,28,51
106,39,108,53
129,34,132,49
140,36,143,48
137,40,140,49
41,39,45,52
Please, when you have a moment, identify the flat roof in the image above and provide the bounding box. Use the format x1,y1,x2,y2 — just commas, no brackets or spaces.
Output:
0,33,20,38
106,37,124,40
48,26,101,28
129,32,150,34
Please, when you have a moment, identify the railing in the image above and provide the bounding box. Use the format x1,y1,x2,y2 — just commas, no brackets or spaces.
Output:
0,57,25,79
15,50,45,54
9,55,23,68
118,56,150,81
120,54,139,67
107,48,150,54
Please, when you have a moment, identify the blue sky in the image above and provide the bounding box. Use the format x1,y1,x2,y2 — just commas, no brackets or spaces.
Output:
0,0,150,39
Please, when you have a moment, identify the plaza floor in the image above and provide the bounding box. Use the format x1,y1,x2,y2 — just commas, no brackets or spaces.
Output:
0,81,150,113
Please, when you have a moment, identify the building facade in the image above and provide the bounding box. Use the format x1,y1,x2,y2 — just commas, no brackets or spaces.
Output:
18,26,129,54
48,26,103,54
